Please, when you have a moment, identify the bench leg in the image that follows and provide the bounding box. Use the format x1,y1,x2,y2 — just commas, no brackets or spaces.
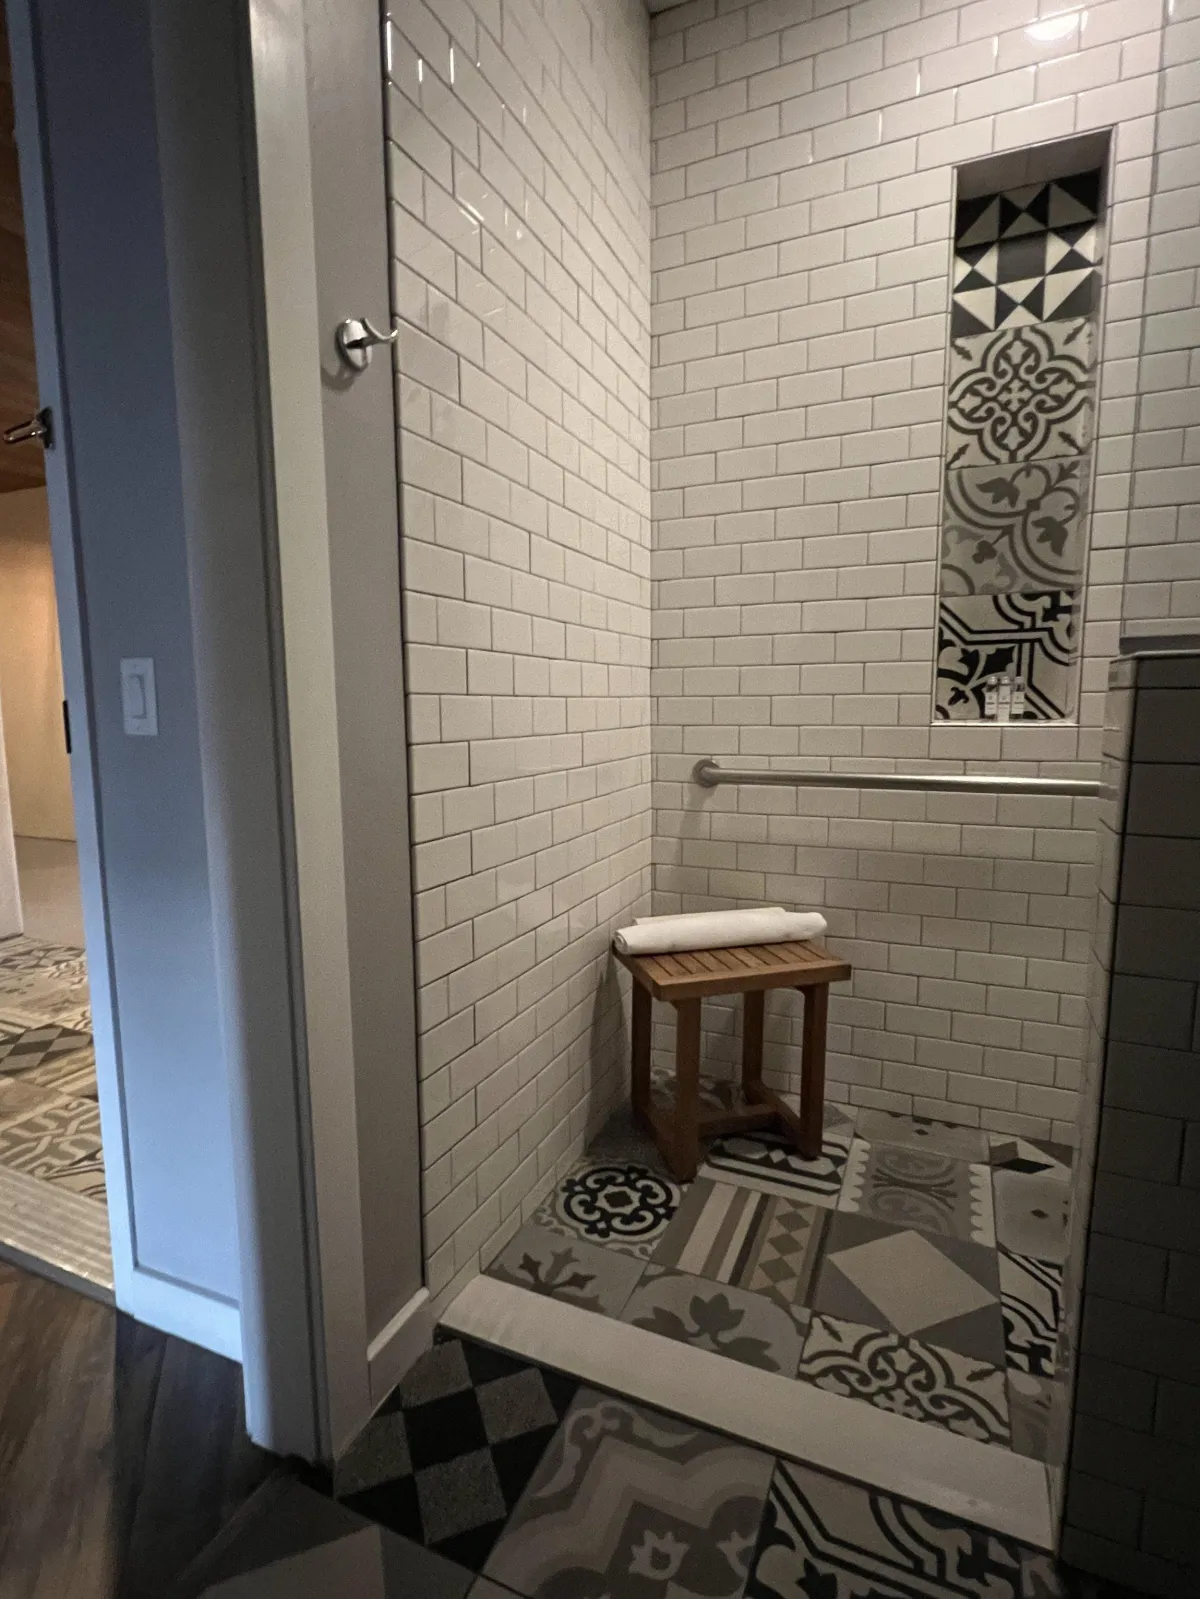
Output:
631,981,651,1122
672,998,702,1183
742,989,764,1097
799,983,828,1160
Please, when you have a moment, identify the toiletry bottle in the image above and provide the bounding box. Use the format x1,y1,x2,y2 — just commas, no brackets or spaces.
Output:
997,672,1012,723
983,675,999,719
1011,676,1027,719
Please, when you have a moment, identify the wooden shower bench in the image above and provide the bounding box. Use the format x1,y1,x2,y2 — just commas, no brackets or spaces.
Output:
613,939,851,1182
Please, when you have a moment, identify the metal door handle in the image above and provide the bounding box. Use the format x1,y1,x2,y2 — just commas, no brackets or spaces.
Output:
4,408,52,447
335,315,399,371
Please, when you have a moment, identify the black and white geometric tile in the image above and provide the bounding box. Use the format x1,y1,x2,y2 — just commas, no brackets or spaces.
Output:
947,320,1095,469
700,1110,854,1208
813,1212,1005,1366
952,171,1102,338
337,1335,579,1571
941,459,1089,596
0,1023,91,1076
531,1158,682,1261
936,590,1081,722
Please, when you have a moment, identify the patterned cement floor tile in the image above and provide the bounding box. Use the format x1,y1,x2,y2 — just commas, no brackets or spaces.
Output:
988,1134,1074,1179
993,1170,1069,1263
999,1249,1063,1376
855,1109,988,1163
339,1336,578,1572
0,1024,91,1075
700,1113,854,1209
0,1092,105,1200
839,1140,995,1245
532,1160,682,1261
813,1212,1004,1366
620,1264,809,1376
797,1313,1011,1447
484,1222,645,1317
747,1456,1049,1598
650,1176,827,1314
484,1386,774,1598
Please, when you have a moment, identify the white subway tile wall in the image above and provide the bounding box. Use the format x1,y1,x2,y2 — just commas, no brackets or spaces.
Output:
1124,0,1200,637
387,0,652,1301
649,0,1176,1146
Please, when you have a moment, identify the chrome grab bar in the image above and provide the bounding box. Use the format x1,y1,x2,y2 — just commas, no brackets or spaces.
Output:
692,759,1100,799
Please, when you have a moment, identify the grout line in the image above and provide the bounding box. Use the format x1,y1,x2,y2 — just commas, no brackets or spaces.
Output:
443,1274,1055,1552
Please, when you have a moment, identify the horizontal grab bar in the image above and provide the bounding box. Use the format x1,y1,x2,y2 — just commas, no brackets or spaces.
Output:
692,759,1101,799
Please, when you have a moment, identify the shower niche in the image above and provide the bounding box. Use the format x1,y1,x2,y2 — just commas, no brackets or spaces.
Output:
934,134,1111,723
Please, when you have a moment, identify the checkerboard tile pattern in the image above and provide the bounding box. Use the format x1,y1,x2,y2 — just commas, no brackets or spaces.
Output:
337,1336,578,1571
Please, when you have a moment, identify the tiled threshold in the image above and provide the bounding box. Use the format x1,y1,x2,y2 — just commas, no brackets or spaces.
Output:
0,1162,113,1303
442,1272,1056,1553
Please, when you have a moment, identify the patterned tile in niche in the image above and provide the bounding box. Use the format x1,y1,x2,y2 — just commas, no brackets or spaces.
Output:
947,320,1095,469
620,1264,809,1375
746,1456,1046,1599
337,1336,578,1572
651,1176,827,1314
993,1169,1070,1264
699,1107,854,1209
484,1387,774,1598
532,1158,682,1261
855,1109,987,1163
839,1140,995,1246
935,589,1080,723
951,236,1099,336
941,460,1088,596
999,1249,1063,1377
484,1222,645,1317
956,172,1101,247
797,1314,1010,1447
813,1212,1004,1366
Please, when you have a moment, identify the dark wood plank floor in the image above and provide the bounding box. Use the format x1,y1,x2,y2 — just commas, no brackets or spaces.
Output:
0,1259,275,1598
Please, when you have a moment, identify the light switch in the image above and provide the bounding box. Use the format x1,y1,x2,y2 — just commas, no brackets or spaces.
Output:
121,657,158,736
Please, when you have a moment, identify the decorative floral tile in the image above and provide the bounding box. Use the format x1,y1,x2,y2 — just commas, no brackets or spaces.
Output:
947,320,1095,469
699,1107,854,1209
620,1264,809,1376
935,589,1080,723
999,1249,1063,1377
797,1313,1010,1447
651,1176,827,1314
941,460,1088,596
485,1222,645,1317
747,1457,1049,1599
838,1140,995,1246
813,1212,1004,1366
855,1109,987,1163
993,1170,1070,1265
484,1387,774,1598
532,1159,682,1261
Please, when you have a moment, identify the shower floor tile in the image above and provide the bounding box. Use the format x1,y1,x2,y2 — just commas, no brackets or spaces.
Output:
482,1088,1077,1477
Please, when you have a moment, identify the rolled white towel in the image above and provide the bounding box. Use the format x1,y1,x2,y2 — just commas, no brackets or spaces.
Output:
634,908,784,926
614,907,827,957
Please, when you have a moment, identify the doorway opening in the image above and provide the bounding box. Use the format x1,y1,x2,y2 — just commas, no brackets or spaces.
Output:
0,11,108,1296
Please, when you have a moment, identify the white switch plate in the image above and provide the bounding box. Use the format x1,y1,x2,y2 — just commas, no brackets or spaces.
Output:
120,657,158,736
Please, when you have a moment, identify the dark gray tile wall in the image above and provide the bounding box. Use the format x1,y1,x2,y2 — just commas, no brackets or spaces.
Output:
1062,654,1200,1598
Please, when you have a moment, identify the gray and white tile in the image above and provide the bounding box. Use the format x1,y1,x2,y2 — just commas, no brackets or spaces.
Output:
532,1159,682,1261
620,1264,809,1376
839,1140,995,1246
855,1109,987,1163
485,1222,645,1317
999,1250,1063,1375
947,320,1095,469
700,1109,854,1209
993,1171,1069,1264
941,459,1088,596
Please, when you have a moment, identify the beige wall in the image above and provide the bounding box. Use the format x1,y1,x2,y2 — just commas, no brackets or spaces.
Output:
0,487,75,840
